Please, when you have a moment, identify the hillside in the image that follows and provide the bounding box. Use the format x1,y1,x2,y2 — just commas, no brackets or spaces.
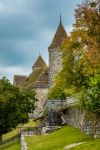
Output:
25,126,100,150
2,125,100,150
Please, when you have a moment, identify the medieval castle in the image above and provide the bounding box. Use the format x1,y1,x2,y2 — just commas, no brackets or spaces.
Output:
13,17,67,117
13,18,100,138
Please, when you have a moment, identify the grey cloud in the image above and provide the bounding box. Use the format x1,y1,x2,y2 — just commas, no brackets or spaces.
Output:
0,0,82,81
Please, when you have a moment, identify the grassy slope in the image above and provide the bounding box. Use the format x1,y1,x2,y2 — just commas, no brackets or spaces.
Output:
2,125,100,150
3,142,21,150
26,126,99,150
70,139,100,150
3,119,35,140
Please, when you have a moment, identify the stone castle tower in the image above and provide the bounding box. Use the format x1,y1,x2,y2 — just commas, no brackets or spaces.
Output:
48,16,68,87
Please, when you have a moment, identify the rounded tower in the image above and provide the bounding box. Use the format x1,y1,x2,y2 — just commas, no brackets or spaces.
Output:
48,16,68,87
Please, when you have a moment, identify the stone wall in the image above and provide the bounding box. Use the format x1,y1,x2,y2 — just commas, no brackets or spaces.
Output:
44,99,100,138
65,107,100,138
48,48,62,87
65,107,85,130
34,88,48,118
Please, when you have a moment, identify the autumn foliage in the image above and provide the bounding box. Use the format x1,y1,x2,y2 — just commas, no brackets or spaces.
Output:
48,0,100,99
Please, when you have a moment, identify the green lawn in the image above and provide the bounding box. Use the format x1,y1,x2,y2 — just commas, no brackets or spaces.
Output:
2,142,21,150
2,125,100,150
26,126,99,150
70,139,100,150
3,119,36,140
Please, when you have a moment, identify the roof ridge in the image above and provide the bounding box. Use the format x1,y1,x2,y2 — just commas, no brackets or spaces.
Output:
14,75,27,77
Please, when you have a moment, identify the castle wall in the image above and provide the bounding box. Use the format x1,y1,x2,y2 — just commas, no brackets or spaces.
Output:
49,48,62,87
34,88,48,117
65,107,100,138
44,99,100,138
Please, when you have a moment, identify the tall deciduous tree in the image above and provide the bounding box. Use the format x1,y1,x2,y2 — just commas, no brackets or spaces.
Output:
62,0,100,88
50,0,100,92
0,77,37,141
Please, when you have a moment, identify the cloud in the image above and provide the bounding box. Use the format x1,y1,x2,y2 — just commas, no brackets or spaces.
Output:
0,0,31,15
0,65,31,83
0,0,82,82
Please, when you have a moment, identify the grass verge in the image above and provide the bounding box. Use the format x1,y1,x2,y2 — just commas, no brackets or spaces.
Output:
2,119,35,140
2,142,21,150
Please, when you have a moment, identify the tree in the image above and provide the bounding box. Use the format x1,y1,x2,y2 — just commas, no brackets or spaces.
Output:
48,86,66,100
53,0,100,91
80,73,100,136
0,77,37,141
80,74,100,114
74,0,100,76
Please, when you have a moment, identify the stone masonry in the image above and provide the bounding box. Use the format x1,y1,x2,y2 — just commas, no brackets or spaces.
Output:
34,88,48,118
48,49,62,86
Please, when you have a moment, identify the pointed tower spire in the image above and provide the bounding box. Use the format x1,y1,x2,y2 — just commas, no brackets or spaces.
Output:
48,15,67,49
60,12,62,24
39,52,41,56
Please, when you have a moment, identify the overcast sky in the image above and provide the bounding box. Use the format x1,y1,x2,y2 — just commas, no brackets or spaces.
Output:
0,0,82,82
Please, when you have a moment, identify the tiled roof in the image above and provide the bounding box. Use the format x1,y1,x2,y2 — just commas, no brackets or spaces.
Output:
32,55,47,69
48,22,67,49
13,75,27,86
14,56,48,89
25,67,49,89
22,68,44,87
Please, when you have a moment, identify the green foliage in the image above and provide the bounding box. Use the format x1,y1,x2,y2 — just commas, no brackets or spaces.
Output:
0,77,37,138
62,0,99,89
18,89,37,115
48,86,66,100
80,74,100,114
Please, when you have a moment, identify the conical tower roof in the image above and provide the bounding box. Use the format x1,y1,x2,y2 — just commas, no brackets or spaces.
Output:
48,19,67,49
32,55,47,69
